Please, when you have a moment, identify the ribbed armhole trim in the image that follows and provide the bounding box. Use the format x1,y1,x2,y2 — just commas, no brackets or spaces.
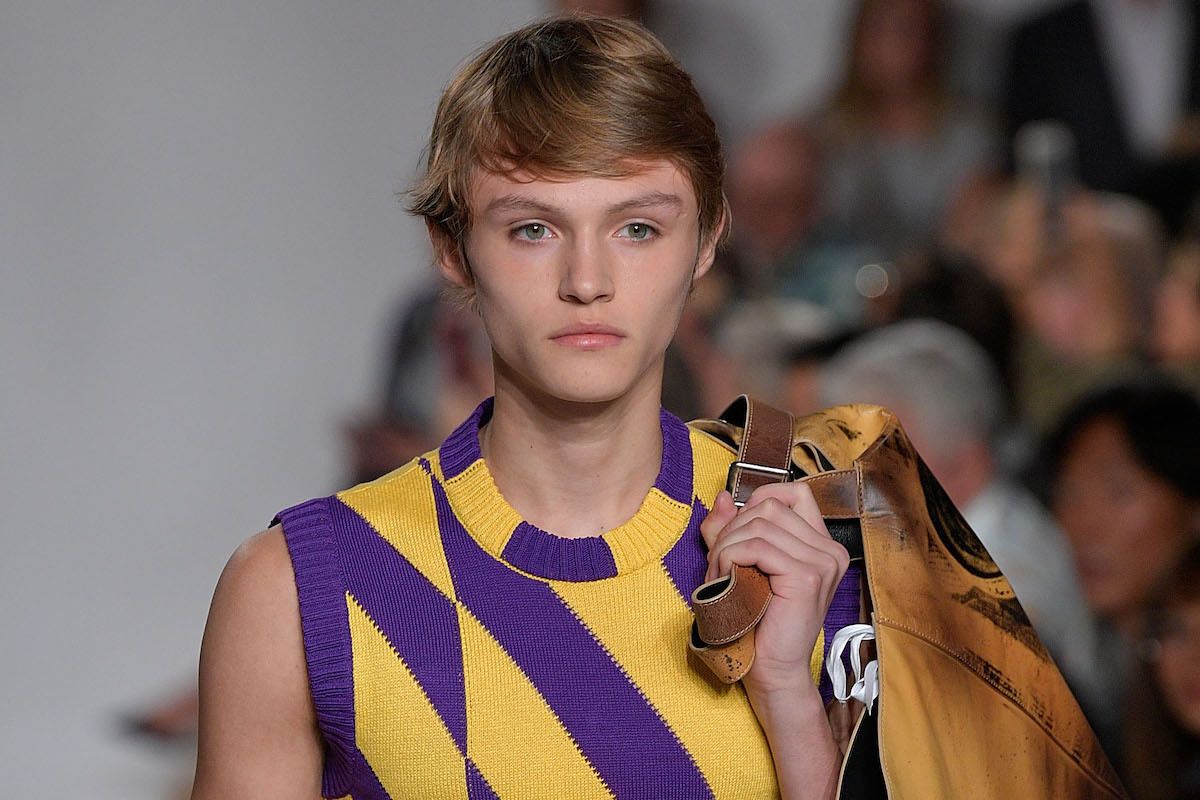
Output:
276,497,357,799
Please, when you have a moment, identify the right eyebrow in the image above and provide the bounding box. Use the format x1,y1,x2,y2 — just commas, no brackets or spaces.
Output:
483,194,560,216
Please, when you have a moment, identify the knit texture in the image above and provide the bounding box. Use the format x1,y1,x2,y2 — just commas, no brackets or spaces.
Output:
278,398,853,799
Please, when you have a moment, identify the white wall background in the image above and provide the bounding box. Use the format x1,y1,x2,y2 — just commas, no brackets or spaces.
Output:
0,1,1053,796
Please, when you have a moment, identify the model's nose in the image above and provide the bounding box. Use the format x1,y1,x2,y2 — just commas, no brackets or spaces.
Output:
559,237,615,304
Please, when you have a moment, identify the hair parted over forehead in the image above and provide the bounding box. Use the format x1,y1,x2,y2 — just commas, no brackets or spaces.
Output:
407,15,726,248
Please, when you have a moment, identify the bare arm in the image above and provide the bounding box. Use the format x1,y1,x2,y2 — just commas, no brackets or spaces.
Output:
191,526,324,799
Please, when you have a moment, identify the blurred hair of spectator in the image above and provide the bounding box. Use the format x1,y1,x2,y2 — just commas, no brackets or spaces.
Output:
1123,544,1200,800
891,253,1018,408
816,0,1000,260
710,299,841,411
1004,0,1200,234
996,190,1166,431
820,319,1107,719
779,328,865,417
1153,240,1200,381
724,118,882,325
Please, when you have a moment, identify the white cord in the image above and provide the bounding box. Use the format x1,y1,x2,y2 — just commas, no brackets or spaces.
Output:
825,623,880,714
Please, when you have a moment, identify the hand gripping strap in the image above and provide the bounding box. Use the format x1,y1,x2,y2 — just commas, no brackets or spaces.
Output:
689,396,863,684
689,396,792,683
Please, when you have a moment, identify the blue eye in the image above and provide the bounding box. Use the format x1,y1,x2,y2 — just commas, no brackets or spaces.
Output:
620,223,655,240
515,223,549,241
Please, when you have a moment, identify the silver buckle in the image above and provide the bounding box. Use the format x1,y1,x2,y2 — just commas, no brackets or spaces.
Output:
726,460,792,506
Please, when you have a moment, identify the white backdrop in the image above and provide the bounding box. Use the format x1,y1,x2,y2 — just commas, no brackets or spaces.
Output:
0,1,1051,796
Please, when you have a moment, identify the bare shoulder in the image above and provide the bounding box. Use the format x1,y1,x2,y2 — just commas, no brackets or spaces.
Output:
193,525,322,799
201,523,308,702
216,525,296,608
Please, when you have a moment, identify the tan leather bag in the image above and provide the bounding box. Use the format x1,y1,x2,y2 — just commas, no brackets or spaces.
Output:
689,397,1128,800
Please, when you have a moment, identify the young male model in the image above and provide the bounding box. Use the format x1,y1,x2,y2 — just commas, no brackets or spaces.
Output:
191,16,850,800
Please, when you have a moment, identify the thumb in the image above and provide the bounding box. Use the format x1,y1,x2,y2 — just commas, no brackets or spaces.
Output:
699,490,737,551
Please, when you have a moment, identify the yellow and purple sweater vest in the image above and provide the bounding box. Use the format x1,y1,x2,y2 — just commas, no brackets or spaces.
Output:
277,399,861,799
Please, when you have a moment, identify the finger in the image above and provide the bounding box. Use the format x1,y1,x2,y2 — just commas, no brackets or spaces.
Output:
743,482,828,537
699,490,736,550
710,517,846,585
711,537,844,606
721,496,819,543
723,494,845,567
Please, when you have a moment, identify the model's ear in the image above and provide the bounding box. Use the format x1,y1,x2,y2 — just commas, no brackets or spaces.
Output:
428,221,473,288
692,199,729,283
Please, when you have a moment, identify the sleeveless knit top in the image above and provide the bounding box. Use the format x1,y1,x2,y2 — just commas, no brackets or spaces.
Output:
276,398,855,800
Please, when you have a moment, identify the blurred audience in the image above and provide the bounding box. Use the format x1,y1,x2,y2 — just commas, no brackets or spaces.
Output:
986,189,1166,431
724,118,880,323
1005,0,1200,233
779,328,865,417
1044,379,1200,767
1125,543,1200,800
816,0,999,260
1154,239,1200,386
890,254,1018,406
819,319,1107,718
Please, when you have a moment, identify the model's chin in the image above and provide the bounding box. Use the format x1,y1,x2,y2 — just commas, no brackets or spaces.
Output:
534,359,652,406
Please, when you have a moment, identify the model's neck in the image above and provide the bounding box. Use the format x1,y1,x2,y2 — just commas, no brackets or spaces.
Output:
479,358,666,540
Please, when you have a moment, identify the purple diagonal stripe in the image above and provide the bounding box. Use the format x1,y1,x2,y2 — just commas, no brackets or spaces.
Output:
328,498,468,754
819,564,863,705
466,758,499,800
429,478,714,800
662,499,710,608
654,409,694,505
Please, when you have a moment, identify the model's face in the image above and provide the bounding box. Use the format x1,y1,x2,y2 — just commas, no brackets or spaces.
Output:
442,161,716,405
1053,417,1194,621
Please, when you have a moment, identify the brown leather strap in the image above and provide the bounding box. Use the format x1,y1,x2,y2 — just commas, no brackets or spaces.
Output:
805,469,860,519
691,396,796,682
723,396,796,507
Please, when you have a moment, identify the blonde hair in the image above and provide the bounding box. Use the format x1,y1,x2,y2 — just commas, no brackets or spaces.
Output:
407,16,726,250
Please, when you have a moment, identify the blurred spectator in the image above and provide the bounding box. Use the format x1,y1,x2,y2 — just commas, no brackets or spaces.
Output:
820,319,1107,718
1045,379,1200,639
346,285,495,485
1004,0,1200,233
724,118,880,324
1004,191,1165,431
1044,379,1200,761
891,253,1018,406
1125,544,1200,800
1153,240,1200,387
817,0,999,259
711,298,841,411
779,328,865,417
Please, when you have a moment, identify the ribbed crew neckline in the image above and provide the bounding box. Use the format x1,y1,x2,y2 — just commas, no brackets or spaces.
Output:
435,397,695,581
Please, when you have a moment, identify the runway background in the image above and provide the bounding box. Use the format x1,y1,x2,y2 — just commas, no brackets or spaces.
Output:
1,0,1051,795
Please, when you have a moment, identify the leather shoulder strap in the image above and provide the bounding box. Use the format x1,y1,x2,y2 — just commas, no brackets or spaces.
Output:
721,395,796,506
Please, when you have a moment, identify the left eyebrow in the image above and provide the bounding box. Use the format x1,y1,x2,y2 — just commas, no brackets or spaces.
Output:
605,191,685,217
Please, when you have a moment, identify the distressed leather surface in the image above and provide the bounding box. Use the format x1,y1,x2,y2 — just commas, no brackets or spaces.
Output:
854,409,1125,799
692,402,1127,799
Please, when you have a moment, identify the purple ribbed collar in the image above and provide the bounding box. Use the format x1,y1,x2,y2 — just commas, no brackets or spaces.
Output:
436,397,694,580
